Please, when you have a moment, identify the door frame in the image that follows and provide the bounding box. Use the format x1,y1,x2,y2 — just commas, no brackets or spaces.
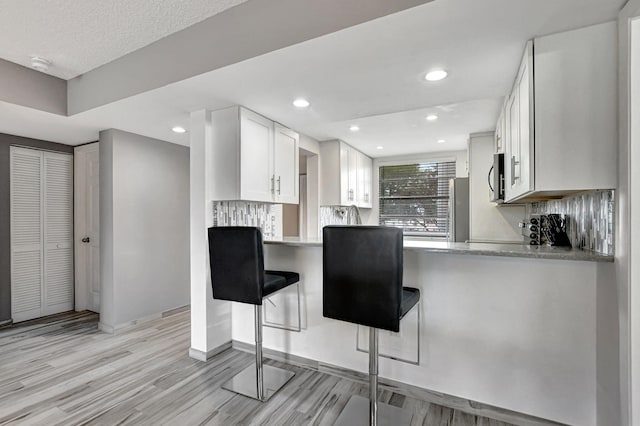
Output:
74,143,99,312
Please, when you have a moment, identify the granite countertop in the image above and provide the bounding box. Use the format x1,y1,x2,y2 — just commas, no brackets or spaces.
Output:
265,238,614,262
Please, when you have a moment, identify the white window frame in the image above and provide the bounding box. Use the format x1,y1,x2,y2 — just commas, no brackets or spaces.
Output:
375,156,457,238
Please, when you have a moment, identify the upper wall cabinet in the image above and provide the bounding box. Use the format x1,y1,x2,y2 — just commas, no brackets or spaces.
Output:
500,22,617,203
208,106,299,204
320,140,373,208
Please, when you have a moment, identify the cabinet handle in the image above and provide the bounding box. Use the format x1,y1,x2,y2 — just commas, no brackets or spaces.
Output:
364,193,369,203
271,176,275,194
511,156,520,185
277,176,281,195
348,189,354,201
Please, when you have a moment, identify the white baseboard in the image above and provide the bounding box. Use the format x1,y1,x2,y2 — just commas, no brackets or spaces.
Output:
189,341,232,362
99,304,189,335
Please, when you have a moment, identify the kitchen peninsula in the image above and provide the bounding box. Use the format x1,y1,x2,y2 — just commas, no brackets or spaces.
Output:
226,240,616,426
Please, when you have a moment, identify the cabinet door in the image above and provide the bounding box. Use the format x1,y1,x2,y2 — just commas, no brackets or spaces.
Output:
339,144,350,205
508,42,534,200
347,146,358,205
357,152,373,208
273,124,299,204
240,109,274,202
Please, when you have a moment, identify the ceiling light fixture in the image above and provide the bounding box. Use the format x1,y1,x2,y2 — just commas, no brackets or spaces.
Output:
376,146,384,150
293,98,310,108
437,139,446,144
30,56,51,72
425,70,448,81
172,126,187,134
349,125,360,132
426,114,438,121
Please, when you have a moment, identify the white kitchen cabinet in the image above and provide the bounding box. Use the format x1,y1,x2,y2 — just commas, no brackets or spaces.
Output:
209,106,299,204
273,124,299,204
319,140,373,208
357,151,373,208
502,22,617,203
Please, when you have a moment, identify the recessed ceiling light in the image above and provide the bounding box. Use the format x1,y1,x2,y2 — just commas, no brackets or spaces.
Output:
172,126,187,134
437,139,446,144
376,146,384,150
426,114,438,121
30,56,51,72
349,125,360,132
425,70,448,81
293,98,310,108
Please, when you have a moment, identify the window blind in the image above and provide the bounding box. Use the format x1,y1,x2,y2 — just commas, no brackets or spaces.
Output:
378,161,456,235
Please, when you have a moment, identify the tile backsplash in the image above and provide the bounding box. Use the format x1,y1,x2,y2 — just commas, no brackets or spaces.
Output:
320,206,361,228
212,201,283,241
527,190,614,255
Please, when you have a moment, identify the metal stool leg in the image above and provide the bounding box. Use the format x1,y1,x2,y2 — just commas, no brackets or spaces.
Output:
220,303,295,402
334,327,413,426
255,304,265,400
369,328,378,426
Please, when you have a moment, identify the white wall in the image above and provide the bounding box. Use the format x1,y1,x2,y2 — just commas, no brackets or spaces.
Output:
99,129,190,331
365,150,468,226
231,244,612,426
468,132,524,242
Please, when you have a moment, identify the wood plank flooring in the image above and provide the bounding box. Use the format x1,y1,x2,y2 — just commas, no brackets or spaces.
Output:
0,310,517,426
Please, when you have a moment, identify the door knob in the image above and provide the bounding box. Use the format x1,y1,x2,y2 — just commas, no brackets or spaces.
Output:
82,237,90,243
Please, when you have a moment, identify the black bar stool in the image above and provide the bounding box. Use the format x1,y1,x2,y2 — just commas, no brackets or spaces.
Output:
208,226,299,402
323,226,420,426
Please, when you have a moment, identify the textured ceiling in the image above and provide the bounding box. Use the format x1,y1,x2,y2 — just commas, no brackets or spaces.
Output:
0,0,247,79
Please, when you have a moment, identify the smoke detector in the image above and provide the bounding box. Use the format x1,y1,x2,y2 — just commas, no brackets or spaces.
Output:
30,56,51,72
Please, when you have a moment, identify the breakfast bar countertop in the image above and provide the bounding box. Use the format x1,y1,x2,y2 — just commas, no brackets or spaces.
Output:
266,238,614,263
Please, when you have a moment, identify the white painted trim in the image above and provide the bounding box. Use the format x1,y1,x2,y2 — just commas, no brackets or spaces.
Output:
189,341,233,362
98,304,189,335
618,3,640,425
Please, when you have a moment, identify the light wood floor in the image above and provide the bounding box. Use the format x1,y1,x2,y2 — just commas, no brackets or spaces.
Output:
0,309,516,426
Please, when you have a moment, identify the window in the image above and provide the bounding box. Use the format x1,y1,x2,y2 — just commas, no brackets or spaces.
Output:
378,160,456,236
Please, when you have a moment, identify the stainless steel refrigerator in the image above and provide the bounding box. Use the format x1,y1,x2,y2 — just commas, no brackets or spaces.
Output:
448,177,469,242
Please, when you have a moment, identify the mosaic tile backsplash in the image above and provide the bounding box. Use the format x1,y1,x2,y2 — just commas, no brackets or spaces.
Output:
320,206,362,228
527,190,615,255
212,201,283,241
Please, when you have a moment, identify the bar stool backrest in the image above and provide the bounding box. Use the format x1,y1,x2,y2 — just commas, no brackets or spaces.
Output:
323,226,404,332
208,226,265,305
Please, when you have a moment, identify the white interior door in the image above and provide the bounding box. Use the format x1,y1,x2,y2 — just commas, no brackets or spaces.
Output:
11,147,73,322
74,143,100,313
10,147,43,322
43,152,74,316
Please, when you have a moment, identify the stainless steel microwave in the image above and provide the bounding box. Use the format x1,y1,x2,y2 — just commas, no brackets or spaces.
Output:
489,153,505,203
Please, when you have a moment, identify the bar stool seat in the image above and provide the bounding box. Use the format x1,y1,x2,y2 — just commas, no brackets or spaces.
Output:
400,288,420,319
208,226,299,402
264,271,300,296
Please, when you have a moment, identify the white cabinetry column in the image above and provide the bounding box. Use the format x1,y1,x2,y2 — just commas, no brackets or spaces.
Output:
189,109,232,361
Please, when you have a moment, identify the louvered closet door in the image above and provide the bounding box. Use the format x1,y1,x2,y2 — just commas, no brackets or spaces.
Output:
11,147,73,322
10,147,44,322
43,152,74,316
